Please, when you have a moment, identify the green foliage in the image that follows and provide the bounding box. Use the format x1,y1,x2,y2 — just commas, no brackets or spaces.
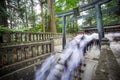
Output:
0,26,13,32
0,23,42,32
29,24,42,32
67,22,79,33
56,24,62,33
54,0,78,12
82,0,120,27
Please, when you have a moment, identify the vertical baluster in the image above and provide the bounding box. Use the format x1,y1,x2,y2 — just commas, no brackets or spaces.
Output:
47,33,49,39
37,33,39,41
14,32,17,42
33,46,37,57
29,46,32,58
17,48,22,61
19,32,22,42
17,32,21,42
46,44,48,53
31,34,33,41
49,44,52,53
48,33,50,39
33,33,35,41
42,45,44,54
16,32,18,42
26,33,29,42
1,49,8,66
21,47,25,60
12,48,17,63
11,32,15,43
38,45,42,55
23,33,26,42
36,33,38,41
45,33,47,40
24,47,29,59
45,34,46,40
36,33,39,41
42,33,44,41
31,46,34,57
29,33,31,42
25,33,27,42
41,33,43,40
8,32,11,43
34,46,37,56
7,49,13,64
50,38,54,53
10,32,12,43
48,44,51,53
34,33,36,41
44,33,45,40
44,44,46,53
21,32,23,42
39,33,41,41
2,32,8,43
36,45,39,56
46,33,47,39
20,32,22,42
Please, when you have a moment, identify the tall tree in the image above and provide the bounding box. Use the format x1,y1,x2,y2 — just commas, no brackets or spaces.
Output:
39,0,45,32
47,0,56,32
0,0,8,27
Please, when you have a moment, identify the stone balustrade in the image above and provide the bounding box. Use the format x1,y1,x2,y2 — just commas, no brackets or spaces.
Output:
0,31,73,46
0,39,54,80
0,39,54,67
0,31,74,80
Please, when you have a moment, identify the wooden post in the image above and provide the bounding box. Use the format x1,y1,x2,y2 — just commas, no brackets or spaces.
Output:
95,4,104,41
62,16,66,49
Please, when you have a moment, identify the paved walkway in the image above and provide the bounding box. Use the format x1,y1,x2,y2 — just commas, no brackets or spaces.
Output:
54,42,120,80
110,41,120,66
54,45,100,80
54,45,62,53
82,45,100,80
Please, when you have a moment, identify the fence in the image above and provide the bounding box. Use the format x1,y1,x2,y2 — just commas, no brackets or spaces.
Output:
0,38,54,80
0,31,73,46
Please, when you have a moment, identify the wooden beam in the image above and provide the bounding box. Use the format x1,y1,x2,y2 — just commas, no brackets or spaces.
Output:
56,6,119,24
55,0,111,17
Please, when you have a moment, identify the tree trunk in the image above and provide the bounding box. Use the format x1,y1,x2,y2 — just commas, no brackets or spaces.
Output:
39,0,45,32
0,0,8,27
31,0,36,27
47,0,57,33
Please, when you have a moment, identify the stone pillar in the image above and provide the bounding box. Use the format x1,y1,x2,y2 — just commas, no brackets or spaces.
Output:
93,38,120,80
50,37,54,53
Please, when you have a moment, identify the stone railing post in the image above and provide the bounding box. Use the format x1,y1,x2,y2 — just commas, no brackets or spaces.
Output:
50,37,54,53
93,38,120,80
